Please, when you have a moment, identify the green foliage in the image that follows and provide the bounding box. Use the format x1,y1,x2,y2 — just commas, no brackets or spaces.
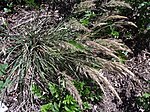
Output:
48,83,60,98
24,0,37,7
110,27,120,39
41,103,54,112
62,95,80,112
136,93,150,111
115,50,128,63
0,64,8,76
80,11,96,26
31,80,95,112
124,0,150,31
74,80,102,103
0,63,8,91
3,1,13,13
31,79,102,112
68,40,86,52
31,84,43,98
0,81,4,90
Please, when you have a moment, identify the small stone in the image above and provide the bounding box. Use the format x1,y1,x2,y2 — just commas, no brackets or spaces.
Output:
0,101,8,112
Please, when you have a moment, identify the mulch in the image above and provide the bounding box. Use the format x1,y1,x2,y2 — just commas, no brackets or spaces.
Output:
96,51,150,112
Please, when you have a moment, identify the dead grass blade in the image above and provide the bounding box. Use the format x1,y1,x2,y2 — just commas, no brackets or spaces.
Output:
103,61,135,78
115,21,138,28
83,66,122,102
86,41,120,60
106,15,128,20
106,0,132,9
74,0,95,12
96,39,133,53
64,74,83,109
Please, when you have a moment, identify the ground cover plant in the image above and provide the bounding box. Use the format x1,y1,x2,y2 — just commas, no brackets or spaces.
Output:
120,0,150,54
0,0,149,112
